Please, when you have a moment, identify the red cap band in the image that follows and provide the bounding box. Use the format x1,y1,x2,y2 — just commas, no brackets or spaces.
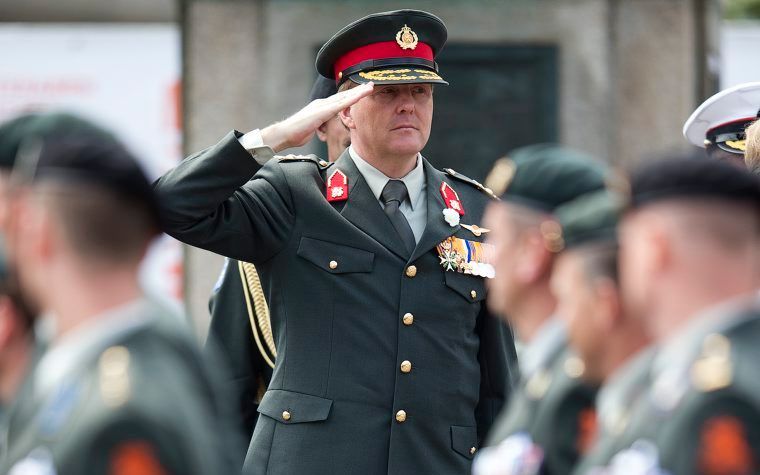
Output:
333,41,434,79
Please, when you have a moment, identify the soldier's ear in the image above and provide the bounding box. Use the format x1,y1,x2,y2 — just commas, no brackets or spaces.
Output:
516,230,553,283
593,277,621,331
0,297,14,347
339,106,356,130
316,122,329,142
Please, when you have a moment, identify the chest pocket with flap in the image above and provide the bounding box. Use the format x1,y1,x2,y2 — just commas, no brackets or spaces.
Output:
297,236,375,274
258,389,333,424
444,271,487,303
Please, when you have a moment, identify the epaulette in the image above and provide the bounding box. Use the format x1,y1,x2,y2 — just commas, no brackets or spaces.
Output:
443,167,498,200
277,154,333,168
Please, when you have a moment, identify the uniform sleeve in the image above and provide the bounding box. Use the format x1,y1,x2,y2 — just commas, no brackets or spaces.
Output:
153,131,295,263
545,383,598,474
205,258,269,440
673,394,760,475
474,306,520,443
60,418,188,475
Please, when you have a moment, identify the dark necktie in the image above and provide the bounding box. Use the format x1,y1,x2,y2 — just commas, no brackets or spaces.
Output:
381,179,416,255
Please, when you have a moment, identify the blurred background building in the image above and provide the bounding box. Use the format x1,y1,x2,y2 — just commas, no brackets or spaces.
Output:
1,0,759,337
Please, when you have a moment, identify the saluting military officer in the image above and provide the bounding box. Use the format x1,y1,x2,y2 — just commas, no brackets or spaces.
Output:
683,82,760,167
547,190,654,475
154,9,518,475
586,154,760,474
472,146,605,475
0,112,241,474
205,75,350,444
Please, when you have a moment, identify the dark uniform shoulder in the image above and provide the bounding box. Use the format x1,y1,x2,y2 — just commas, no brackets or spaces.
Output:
443,167,498,200
276,153,334,169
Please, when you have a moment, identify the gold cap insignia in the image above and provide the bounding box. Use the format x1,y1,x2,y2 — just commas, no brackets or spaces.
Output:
724,139,747,151
396,24,418,50
484,157,516,197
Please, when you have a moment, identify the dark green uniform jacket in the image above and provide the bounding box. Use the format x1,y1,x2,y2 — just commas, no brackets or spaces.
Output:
483,329,597,475
572,348,654,475
154,132,519,475
577,303,760,475
0,300,241,475
206,258,274,441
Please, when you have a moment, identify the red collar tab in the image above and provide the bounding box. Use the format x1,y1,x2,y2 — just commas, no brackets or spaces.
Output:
440,182,464,216
326,170,349,202
333,41,434,81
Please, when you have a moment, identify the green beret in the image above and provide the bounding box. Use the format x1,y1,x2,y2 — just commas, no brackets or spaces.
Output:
0,112,116,170
556,190,624,250
486,144,607,213
629,152,760,209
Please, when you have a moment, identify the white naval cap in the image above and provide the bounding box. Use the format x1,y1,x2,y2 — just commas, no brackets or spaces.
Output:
683,82,760,154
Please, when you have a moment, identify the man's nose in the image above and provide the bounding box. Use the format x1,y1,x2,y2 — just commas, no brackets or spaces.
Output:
396,89,415,113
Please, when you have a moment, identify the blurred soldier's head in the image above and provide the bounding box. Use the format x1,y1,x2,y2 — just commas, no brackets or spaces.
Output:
1,112,161,336
683,82,760,168
316,10,448,162
618,154,760,341
309,76,350,163
745,119,760,174
482,145,606,339
0,115,45,404
551,190,650,383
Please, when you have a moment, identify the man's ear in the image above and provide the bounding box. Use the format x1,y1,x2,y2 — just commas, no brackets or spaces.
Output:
316,122,328,142
339,106,356,130
593,277,622,331
515,231,552,284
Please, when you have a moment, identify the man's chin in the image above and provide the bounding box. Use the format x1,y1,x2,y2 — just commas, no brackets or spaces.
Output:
386,139,427,157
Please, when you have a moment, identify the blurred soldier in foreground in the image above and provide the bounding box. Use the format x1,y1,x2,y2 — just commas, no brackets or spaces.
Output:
473,146,605,475
0,112,240,474
589,155,760,474
206,75,350,443
745,119,760,174
0,123,38,424
548,190,653,474
0,238,34,424
683,82,760,167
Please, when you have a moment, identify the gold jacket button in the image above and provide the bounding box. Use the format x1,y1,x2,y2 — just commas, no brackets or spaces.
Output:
402,313,414,326
470,447,477,455
318,160,329,167
329,260,338,270
395,410,407,423
400,360,412,373
405,265,417,278
470,290,477,299
282,411,291,421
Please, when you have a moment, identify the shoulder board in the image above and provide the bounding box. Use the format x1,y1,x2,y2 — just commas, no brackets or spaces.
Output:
443,168,498,200
277,154,333,168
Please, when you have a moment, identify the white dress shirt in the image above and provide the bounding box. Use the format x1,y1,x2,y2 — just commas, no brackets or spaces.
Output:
348,146,427,243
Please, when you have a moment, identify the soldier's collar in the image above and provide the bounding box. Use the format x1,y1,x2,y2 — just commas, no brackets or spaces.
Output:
348,145,425,210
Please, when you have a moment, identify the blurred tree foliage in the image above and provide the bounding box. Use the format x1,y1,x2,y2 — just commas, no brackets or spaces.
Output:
724,0,760,18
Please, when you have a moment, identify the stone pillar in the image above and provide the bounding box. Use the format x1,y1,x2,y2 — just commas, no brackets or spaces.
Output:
607,0,704,165
181,0,265,339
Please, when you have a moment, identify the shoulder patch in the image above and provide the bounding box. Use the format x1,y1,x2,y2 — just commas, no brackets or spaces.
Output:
443,168,498,200
99,345,132,408
691,333,733,392
277,154,333,168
